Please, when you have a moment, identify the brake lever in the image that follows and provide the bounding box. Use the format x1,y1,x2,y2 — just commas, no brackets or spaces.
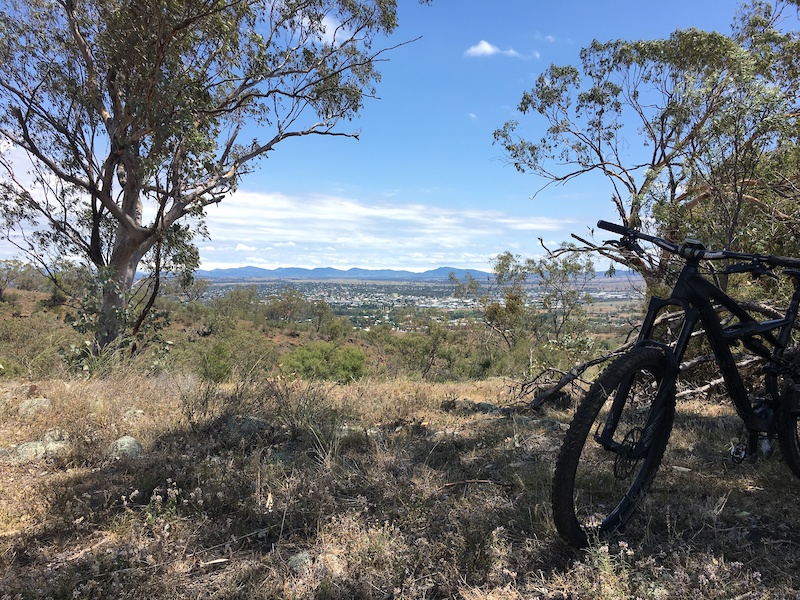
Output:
607,237,644,255
725,261,779,280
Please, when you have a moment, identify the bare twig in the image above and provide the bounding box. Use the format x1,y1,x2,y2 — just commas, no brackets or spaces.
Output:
441,479,498,490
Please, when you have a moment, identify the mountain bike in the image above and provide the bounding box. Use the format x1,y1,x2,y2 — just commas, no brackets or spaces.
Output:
551,220,800,547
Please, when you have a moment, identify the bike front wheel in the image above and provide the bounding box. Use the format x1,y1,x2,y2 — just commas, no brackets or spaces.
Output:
552,346,676,547
779,374,800,479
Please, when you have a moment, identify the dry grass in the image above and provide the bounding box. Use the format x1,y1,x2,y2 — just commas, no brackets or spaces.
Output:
1,370,800,598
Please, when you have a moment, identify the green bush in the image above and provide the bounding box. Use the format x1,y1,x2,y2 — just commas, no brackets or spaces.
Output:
280,341,366,383
200,343,233,383
0,357,25,378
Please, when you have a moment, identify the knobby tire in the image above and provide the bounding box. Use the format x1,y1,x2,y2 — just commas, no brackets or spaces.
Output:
552,346,676,547
779,373,800,479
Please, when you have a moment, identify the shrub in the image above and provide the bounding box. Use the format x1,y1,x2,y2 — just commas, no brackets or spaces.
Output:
199,342,232,383
280,341,366,383
0,308,75,378
0,357,25,378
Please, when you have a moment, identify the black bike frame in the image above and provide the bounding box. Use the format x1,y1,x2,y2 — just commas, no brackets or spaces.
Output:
635,257,800,435
590,219,800,463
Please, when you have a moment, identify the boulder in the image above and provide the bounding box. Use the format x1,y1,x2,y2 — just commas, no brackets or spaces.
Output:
109,435,144,459
18,397,51,418
14,433,70,462
287,550,313,575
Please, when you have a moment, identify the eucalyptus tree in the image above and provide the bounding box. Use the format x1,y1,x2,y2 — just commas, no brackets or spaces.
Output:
494,1,800,289
451,248,595,377
0,0,423,347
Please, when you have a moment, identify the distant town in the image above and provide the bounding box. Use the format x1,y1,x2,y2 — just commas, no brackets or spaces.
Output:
197,267,646,329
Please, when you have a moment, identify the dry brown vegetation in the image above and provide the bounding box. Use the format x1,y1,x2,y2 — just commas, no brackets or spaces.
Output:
1,291,800,598
3,374,800,598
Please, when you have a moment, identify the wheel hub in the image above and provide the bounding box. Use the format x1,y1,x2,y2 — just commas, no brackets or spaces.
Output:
614,427,643,479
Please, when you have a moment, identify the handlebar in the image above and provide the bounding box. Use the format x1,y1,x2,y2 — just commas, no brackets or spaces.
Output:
596,220,800,270
596,220,629,237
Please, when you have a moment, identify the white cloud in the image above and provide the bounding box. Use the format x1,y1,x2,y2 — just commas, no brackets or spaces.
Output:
499,217,566,231
320,15,340,45
196,189,575,271
246,256,271,264
464,40,520,58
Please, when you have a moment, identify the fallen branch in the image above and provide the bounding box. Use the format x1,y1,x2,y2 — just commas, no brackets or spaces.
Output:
523,299,797,408
441,479,497,490
527,352,626,408
679,352,757,372
676,357,763,398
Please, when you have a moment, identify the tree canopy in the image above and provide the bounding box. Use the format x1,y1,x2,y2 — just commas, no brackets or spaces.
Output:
0,0,422,346
494,0,800,288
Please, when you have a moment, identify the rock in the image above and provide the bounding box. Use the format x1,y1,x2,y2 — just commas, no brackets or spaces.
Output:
270,451,292,464
18,397,51,418
14,442,47,461
287,550,313,575
109,435,144,459
227,415,271,438
14,439,69,462
433,428,462,441
474,401,500,414
441,398,500,414
215,415,273,449
6,428,70,462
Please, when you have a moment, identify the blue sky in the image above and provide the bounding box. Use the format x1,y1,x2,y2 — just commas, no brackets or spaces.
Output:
201,0,747,272
0,0,756,272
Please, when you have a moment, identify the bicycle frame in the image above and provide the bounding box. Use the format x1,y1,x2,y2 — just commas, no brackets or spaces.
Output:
590,220,800,460
596,256,800,463
636,257,800,436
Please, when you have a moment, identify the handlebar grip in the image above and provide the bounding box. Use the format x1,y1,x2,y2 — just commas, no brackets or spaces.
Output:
597,220,630,236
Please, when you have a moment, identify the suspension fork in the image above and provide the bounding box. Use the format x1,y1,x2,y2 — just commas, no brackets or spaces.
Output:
595,299,693,454
595,350,678,457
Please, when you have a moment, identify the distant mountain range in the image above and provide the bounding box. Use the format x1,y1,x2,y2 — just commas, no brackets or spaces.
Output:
195,265,494,281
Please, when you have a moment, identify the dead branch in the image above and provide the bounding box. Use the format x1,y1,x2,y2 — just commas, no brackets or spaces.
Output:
524,299,796,408
527,352,626,408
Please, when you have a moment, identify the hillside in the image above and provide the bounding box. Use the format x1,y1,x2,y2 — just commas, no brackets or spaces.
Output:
195,265,493,281
1,287,799,598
